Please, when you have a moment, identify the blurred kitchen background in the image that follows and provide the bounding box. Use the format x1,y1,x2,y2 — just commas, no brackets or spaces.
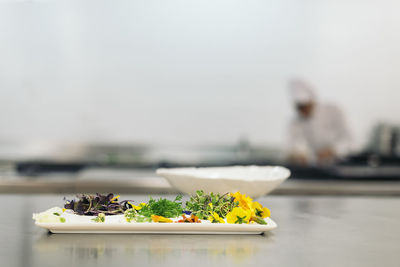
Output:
1,0,400,194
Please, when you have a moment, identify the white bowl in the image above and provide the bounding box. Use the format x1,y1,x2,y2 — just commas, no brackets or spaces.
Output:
156,165,290,198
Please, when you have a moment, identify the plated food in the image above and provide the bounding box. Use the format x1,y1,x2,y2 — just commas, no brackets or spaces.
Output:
33,191,277,234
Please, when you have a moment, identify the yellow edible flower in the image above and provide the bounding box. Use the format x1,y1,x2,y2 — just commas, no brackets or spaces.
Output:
132,205,142,210
129,201,146,210
151,215,173,223
226,207,251,224
208,212,225,224
228,191,271,224
230,191,253,210
111,195,120,202
251,201,271,218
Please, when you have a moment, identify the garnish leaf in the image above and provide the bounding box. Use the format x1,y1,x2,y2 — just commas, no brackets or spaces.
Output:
92,213,106,223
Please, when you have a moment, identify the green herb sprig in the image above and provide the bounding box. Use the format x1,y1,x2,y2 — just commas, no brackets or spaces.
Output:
138,195,183,218
92,213,105,223
124,209,152,223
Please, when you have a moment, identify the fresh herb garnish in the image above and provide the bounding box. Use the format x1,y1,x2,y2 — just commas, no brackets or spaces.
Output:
250,216,267,225
60,191,270,225
64,193,132,216
185,190,238,219
92,213,105,223
125,209,152,223
137,195,183,218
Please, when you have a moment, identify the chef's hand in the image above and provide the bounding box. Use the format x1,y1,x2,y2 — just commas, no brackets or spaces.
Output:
317,148,335,165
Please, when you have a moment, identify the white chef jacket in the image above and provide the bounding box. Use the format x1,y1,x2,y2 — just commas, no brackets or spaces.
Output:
288,103,351,163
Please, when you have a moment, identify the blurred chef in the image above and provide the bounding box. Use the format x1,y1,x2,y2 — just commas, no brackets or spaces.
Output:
288,79,351,165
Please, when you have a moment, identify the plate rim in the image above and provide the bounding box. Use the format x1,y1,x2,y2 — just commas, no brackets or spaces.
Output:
35,217,277,234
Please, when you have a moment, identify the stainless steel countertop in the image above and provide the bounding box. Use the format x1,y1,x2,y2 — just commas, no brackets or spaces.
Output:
2,194,399,267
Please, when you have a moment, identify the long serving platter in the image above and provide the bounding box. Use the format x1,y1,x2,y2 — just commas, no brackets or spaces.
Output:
33,190,277,235
36,217,277,235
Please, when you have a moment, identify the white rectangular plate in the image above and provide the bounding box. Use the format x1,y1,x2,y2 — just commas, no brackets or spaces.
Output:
36,217,277,235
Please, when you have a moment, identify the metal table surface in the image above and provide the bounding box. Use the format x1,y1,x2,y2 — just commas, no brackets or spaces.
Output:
1,194,399,267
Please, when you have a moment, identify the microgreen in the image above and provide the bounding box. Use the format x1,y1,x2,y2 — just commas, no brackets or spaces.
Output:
92,213,106,223
250,216,267,225
64,193,132,216
124,209,152,223
185,190,238,220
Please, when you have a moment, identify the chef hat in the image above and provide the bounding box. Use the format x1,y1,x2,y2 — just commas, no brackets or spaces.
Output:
289,79,316,104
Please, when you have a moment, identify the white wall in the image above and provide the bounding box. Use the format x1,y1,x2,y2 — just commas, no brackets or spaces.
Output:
0,0,399,150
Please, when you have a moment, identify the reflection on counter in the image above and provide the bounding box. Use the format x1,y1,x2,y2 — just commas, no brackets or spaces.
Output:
33,233,268,265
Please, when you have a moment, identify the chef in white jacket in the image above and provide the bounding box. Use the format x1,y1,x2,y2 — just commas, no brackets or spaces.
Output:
288,79,351,165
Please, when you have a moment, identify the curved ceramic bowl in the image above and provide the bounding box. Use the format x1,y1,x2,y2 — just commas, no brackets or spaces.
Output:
156,165,290,198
